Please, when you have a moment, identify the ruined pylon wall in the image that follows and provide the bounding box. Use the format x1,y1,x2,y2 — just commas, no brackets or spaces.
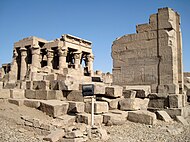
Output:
112,8,183,94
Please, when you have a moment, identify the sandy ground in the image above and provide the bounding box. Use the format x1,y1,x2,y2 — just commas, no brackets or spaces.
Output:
0,99,190,142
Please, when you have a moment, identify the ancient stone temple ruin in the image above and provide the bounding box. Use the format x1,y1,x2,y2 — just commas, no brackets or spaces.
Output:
0,7,190,142
112,7,183,94
8,34,94,82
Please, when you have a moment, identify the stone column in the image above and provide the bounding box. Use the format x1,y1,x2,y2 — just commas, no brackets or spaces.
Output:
20,48,27,80
8,49,18,81
32,45,41,68
74,51,82,69
58,48,68,70
47,49,54,69
87,54,94,76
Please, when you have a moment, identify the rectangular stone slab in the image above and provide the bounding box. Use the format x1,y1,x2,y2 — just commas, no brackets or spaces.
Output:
40,100,69,117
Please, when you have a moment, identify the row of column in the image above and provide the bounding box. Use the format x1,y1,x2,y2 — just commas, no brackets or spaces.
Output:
16,46,94,80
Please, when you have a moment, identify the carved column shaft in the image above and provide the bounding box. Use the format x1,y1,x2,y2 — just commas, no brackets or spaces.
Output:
32,46,40,68
47,50,54,68
74,52,82,67
59,48,68,70
20,48,27,80
87,54,94,76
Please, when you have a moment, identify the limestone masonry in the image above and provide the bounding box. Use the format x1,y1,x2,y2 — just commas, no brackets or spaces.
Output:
0,7,190,142
112,7,183,94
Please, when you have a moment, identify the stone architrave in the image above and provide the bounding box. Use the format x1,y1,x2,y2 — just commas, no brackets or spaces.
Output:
20,47,27,80
47,49,54,69
31,45,41,68
58,48,68,70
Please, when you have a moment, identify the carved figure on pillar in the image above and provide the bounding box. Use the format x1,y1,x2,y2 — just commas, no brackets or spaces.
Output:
47,49,54,68
74,51,82,68
20,47,27,80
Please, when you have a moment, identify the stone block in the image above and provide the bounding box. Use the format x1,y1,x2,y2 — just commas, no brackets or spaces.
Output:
36,90,48,100
23,99,40,108
31,72,44,81
4,82,16,89
44,74,57,81
105,86,123,98
175,116,189,125
25,90,36,99
156,111,172,122
65,130,83,138
8,98,24,106
20,81,26,89
108,99,120,110
68,102,85,113
66,90,84,102
40,100,69,117
94,83,106,94
103,112,127,125
76,113,103,126
43,129,65,142
127,110,156,125
10,89,25,99
123,90,136,98
169,94,182,108
85,101,108,114
119,98,149,111
148,93,169,108
26,81,33,89
47,90,64,100
124,85,151,98
0,89,10,98
60,138,84,142
33,81,50,90
54,115,76,127
165,108,184,118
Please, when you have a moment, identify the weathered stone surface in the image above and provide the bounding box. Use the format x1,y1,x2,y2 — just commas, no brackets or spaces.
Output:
47,90,64,100
124,85,151,98
105,86,123,98
10,89,25,99
23,99,40,108
60,138,84,142
96,97,120,110
40,100,69,117
165,108,185,118
26,81,33,89
25,89,36,99
36,90,48,100
33,81,50,90
66,90,84,102
112,8,183,95
52,115,76,127
175,116,189,125
156,111,172,122
68,101,85,113
89,127,109,141
0,89,10,98
65,130,83,138
103,112,127,125
4,82,16,89
44,74,57,81
128,110,156,125
43,129,65,142
76,113,103,126
123,90,136,99
85,101,108,114
148,93,169,108
119,98,149,111
169,94,182,108
8,98,24,106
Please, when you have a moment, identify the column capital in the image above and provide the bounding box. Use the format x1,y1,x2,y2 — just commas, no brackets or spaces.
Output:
58,48,68,57
87,54,94,61
13,49,18,59
74,51,82,59
47,49,54,58
32,45,40,55
20,48,27,56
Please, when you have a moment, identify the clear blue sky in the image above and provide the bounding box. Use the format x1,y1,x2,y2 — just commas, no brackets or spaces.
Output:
0,0,190,73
